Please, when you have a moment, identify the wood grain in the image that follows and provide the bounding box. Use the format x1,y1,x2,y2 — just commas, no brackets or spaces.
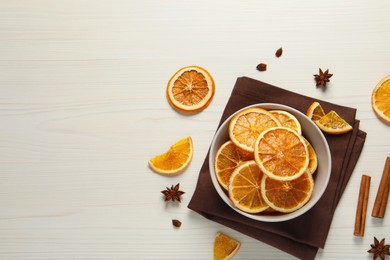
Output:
0,0,389,259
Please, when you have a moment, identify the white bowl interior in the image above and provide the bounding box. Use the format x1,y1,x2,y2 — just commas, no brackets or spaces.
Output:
209,103,331,222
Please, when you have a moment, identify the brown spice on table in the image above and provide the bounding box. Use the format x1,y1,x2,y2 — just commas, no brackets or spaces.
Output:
275,47,283,57
314,68,333,87
367,237,390,260
372,157,390,218
161,183,185,203
172,219,182,228
256,63,267,71
353,174,371,237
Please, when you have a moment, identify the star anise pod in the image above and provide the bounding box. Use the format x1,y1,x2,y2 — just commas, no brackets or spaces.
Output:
161,183,185,202
368,237,390,260
314,68,333,87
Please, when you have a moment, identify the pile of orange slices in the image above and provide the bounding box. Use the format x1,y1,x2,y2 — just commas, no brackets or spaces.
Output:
214,107,317,214
306,101,353,134
149,66,216,175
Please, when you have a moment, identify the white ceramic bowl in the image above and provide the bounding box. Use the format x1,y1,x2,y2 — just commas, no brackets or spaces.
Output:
209,103,331,222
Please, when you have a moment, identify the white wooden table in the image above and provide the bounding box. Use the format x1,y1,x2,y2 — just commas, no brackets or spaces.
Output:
0,1,389,259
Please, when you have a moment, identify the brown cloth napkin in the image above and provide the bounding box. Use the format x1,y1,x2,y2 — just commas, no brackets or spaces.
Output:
188,77,367,260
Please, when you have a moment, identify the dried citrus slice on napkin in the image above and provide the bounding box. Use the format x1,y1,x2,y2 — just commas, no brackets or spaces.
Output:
306,101,325,121
213,232,240,260
229,107,281,154
166,65,215,113
214,140,251,190
302,137,318,174
254,127,309,181
228,160,269,213
372,75,390,125
148,137,193,175
315,110,353,134
270,110,302,135
261,170,314,213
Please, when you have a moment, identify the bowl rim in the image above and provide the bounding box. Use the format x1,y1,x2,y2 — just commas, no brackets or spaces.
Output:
209,103,332,222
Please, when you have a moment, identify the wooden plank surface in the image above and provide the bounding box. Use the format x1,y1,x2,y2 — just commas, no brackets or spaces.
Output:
0,0,389,259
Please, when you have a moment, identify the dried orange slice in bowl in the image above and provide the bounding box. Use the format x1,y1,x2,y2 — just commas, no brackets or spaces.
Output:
302,137,318,174
228,160,269,213
214,140,251,190
261,170,314,213
254,126,309,181
209,103,331,222
270,110,302,135
166,65,215,113
228,107,281,154
372,75,390,125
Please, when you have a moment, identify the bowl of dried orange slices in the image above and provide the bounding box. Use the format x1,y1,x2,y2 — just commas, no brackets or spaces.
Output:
209,103,331,222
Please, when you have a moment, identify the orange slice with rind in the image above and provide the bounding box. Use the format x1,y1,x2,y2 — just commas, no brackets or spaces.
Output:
302,137,318,174
315,110,353,134
148,137,193,175
372,75,390,125
270,110,302,135
306,101,325,121
214,140,251,190
213,232,240,260
261,170,314,213
254,127,309,181
166,66,215,113
229,107,281,154
228,160,269,213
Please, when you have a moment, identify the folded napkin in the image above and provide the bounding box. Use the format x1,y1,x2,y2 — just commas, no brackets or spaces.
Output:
188,77,367,260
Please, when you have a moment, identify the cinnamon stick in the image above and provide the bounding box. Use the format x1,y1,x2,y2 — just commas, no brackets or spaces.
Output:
353,174,371,237
372,157,390,218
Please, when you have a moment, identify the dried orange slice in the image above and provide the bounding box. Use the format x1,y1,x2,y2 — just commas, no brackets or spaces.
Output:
372,75,390,125
214,140,251,190
306,101,325,121
270,110,302,135
302,137,318,174
166,66,215,113
213,232,240,260
261,170,314,213
254,127,309,181
148,137,193,175
228,161,269,213
229,107,281,154
315,110,353,134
